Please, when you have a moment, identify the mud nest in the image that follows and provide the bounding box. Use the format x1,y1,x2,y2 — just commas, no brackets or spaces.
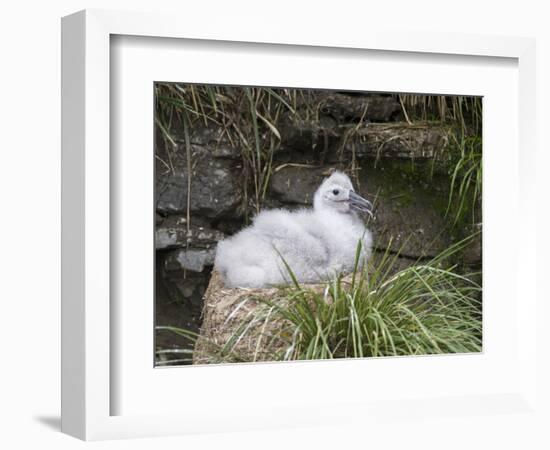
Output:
193,271,352,364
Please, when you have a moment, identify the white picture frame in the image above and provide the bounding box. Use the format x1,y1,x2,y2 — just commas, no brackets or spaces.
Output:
61,9,539,441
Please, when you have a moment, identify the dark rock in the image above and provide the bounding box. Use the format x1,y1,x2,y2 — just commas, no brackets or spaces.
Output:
189,125,241,159
160,115,242,160
155,263,213,365
155,216,225,250
316,93,401,122
345,123,450,160
156,260,212,308
156,172,186,214
269,166,329,205
371,201,449,258
164,247,217,273
278,115,339,152
155,147,243,218
357,162,451,258
462,223,482,265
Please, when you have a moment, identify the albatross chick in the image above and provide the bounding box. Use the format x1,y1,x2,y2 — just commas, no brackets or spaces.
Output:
215,171,374,288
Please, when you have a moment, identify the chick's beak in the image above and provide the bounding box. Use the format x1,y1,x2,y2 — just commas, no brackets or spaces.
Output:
349,190,374,217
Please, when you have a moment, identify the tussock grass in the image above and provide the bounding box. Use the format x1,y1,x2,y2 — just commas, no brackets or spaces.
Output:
445,132,482,226
398,94,482,135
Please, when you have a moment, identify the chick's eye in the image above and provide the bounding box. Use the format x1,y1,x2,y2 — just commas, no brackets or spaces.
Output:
332,189,340,196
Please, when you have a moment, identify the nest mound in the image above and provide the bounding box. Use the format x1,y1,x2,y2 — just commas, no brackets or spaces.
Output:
193,272,350,364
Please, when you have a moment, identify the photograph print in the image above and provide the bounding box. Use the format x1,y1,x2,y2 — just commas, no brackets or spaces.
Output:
154,84,482,366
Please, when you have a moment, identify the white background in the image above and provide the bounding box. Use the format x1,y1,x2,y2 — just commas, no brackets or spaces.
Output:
0,1,548,449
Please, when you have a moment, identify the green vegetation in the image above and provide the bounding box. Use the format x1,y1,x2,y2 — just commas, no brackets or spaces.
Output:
445,133,482,226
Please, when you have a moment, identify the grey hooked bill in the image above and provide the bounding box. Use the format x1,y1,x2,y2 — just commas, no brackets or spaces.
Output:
349,191,374,217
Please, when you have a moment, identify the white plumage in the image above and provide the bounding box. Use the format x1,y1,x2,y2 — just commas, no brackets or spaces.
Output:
215,171,374,288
